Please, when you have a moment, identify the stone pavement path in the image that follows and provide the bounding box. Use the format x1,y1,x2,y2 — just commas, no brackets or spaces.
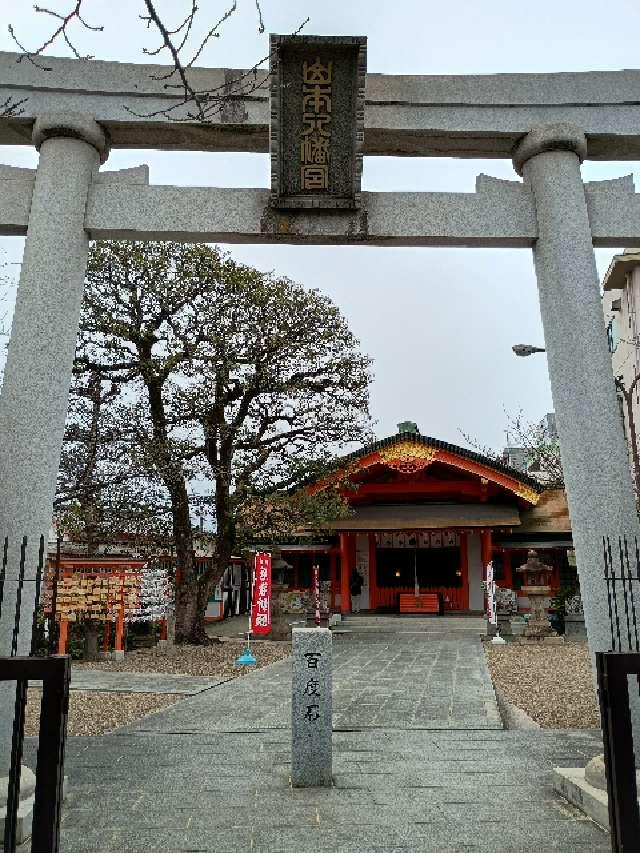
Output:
332,634,501,729
52,631,608,852
124,634,501,733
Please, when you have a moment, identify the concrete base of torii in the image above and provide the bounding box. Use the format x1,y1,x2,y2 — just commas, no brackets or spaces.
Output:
552,754,639,831
0,769,69,846
0,767,36,847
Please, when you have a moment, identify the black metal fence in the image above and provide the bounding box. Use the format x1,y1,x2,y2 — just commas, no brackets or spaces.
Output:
1,534,69,853
597,650,640,853
603,535,640,653
599,536,640,851
1,535,45,657
2,656,70,853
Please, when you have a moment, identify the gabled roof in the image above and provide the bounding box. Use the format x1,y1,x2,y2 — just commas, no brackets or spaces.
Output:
312,431,542,505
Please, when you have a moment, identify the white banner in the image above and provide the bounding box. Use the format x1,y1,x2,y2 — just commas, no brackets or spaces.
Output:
485,561,497,626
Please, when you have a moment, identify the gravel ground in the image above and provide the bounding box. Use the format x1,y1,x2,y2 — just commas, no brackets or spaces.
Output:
25,689,181,736
23,642,293,736
74,639,291,678
485,641,600,728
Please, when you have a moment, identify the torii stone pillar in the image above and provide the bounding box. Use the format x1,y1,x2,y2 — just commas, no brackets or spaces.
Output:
513,124,640,668
0,113,107,793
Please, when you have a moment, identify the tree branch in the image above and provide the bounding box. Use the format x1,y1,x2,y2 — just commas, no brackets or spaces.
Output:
8,1,103,68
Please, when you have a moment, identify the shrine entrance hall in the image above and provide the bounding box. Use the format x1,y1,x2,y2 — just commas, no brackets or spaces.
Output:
279,428,572,616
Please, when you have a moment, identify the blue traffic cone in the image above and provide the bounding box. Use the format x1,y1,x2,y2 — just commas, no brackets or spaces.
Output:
235,646,257,666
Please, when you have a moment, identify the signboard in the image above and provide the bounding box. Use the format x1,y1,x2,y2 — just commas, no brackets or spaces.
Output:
250,552,272,635
269,34,367,210
376,531,460,549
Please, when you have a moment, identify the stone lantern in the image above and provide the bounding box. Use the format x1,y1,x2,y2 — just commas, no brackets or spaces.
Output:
515,550,563,644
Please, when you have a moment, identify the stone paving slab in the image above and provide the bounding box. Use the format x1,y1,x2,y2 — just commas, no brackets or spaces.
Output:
44,631,608,852
53,729,607,852
68,669,226,695
125,635,501,733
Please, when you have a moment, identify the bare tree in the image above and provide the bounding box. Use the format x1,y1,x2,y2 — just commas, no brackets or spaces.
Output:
0,94,28,118
0,252,17,383
55,365,173,549
461,411,563,488
7,2,308,122
615,373,640,496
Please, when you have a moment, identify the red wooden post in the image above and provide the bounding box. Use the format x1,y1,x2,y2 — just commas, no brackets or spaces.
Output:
160,618,168,640
480,529,493,567
339,532,351,615
368,533,378,611
115,568,125,654
329,551,337,610
57,619,68,655
115,612,124,653
459,532,469,610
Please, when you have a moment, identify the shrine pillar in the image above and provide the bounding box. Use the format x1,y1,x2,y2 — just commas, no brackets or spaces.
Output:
459,532,469,610
329,552,337,610
339,532,352,614
0,113,108,780
513,124,640,671
368,533,378,611
480,529,492,615
480,530,492,571
57,620,69,656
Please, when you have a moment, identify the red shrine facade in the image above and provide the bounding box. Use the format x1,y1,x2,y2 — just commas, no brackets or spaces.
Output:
279,429,574,615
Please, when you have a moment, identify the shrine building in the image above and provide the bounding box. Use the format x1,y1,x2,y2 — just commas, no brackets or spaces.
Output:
278,423,574,615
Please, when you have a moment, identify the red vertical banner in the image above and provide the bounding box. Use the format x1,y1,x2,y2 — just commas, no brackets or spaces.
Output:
251,552,272,635
313,564,321,626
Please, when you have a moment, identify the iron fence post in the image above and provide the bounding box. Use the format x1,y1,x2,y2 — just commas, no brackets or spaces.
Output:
597,651,640,851
31,655,70,853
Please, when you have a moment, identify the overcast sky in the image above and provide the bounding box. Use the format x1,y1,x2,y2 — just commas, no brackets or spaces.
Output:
1,0,639,452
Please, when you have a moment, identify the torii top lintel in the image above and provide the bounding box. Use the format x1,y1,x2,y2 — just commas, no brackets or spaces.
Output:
2,48,640,159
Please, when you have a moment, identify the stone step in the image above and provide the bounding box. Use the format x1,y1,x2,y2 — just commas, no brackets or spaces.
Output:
336,615,486,636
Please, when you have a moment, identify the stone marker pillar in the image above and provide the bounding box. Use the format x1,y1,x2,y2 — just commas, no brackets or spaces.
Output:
292,628,332,787
513,124,640,669
0,113,107,795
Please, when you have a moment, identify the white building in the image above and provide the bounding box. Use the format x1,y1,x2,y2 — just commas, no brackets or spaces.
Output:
602,250,640,489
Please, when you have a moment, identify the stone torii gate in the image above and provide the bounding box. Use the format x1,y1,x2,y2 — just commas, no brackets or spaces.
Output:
1,43,640,791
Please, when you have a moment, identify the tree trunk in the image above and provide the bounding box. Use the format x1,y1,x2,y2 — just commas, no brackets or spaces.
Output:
175,582,201,643
170,486,201,643
142,366,203,643
84,621,99,660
